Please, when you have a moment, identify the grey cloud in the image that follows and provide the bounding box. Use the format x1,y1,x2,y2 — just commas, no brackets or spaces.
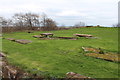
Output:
0,0,119,26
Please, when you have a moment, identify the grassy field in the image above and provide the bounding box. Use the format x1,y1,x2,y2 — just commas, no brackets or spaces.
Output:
1,27,119,78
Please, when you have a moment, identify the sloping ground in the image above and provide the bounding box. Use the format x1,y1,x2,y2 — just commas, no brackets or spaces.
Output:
1,53,95,79
2,27,119,78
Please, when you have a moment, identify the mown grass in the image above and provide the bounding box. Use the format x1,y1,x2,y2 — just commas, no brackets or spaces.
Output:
1,27,119,78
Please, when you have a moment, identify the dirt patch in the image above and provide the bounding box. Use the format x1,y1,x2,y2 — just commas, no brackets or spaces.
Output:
15,39,32,44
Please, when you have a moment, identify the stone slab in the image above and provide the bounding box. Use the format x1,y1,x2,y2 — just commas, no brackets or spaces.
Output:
33,35,43,38
74,34,93,37
6,38,15,41
15,39,32,44
66,72,95,79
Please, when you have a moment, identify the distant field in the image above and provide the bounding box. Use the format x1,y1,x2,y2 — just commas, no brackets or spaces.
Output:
1,27,119,78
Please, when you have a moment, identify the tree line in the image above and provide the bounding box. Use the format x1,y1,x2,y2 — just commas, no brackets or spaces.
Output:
0,12,87,27
0,13,57,30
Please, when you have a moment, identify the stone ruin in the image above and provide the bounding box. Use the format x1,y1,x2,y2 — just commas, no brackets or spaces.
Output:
15,39,32,44
82,47,119,62
33,35,43,38
4,38,32,44
66,72,96,80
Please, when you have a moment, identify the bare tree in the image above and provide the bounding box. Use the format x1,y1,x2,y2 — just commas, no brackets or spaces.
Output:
12,13,40,27
40,13,57,30
24,13,40,27
0,17,7,27
45,18,57,30
40,13,48,27
74,22,86,27
12,13,25,27
0,17,13,27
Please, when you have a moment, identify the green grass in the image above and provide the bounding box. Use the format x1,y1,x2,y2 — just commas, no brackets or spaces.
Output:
2,27,119,78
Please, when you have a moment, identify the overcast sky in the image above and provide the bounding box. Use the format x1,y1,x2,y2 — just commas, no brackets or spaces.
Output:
0,0,119,27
